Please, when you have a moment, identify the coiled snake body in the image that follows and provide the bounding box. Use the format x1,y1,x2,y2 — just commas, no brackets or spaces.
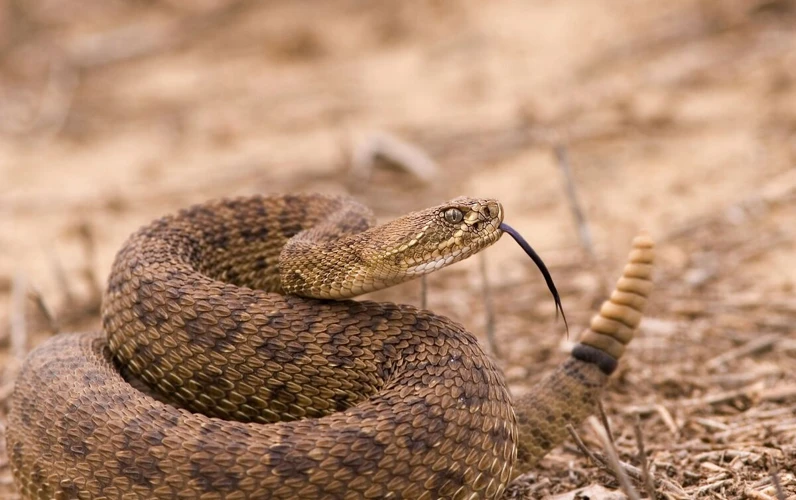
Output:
6,194,654,499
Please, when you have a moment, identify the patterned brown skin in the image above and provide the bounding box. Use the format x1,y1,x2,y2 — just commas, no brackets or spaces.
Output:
6,194,654,499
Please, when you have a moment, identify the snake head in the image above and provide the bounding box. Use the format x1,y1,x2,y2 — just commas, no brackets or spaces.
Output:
281,196,506,299
381,196,505,277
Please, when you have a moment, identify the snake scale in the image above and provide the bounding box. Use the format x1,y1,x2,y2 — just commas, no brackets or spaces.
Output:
6,193,654,499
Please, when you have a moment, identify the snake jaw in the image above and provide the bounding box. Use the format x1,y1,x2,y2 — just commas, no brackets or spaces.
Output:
403,245,475,276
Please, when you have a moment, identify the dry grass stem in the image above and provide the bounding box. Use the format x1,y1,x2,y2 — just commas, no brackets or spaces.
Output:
48,249,76,308
567,424,666,497
655,405,680,435
627,384,766,415
31,61,79,138
587,416,642,500
744,488,777,500
760,385,796,403
694,417,729,432
0,383,14,406
598,401,616,446
62,0,251,70
567,424,604,466
693,478,732,496
10,273,28,361
65,21,185,68
634,418,658,500
28,287,59,334
77,222,103,304
479,252,500,358
553,146,598,261
0,420,6,463
771,470,786,500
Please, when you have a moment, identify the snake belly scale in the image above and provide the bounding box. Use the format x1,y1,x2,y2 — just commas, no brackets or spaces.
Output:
6,193,655,499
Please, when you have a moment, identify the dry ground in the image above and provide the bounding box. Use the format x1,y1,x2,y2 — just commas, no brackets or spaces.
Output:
1,0,795,498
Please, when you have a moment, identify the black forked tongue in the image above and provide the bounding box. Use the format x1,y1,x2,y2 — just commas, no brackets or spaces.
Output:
499,223,569,335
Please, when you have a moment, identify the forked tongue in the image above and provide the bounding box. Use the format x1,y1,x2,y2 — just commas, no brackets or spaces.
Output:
499,223,569,334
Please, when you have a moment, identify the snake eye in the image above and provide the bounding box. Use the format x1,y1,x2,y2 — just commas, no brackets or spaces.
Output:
444,208,464,224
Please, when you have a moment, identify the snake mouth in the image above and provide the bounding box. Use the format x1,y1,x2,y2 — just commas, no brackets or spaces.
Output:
405,245,473,275
499,223,568,334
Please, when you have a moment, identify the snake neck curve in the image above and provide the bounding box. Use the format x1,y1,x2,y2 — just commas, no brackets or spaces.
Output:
280,196,504,299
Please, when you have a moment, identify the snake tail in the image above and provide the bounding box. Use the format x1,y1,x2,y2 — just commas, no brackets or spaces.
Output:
513,233,655,467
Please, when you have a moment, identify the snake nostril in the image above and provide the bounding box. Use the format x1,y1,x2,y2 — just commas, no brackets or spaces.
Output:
487,203,500,219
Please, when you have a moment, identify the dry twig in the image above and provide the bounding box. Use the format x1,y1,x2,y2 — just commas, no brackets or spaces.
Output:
350,131,439,186
706,333,781,370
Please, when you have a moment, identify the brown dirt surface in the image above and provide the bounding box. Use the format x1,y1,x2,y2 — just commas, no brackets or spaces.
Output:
1,0,795,498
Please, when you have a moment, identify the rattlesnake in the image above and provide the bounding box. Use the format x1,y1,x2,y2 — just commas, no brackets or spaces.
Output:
6,194,654,499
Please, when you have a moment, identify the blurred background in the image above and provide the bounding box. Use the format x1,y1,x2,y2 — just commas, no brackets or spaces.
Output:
0,0,794,498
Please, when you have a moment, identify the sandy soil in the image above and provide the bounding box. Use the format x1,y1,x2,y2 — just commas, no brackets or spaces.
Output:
1,0,794,498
